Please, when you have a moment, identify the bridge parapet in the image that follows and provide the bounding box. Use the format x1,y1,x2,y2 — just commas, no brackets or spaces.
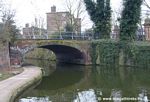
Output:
17,32,93,40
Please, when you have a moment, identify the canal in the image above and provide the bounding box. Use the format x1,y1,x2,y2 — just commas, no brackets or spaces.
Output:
17,59,150,102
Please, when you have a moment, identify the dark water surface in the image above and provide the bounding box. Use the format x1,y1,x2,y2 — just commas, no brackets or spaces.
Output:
18,59,150,102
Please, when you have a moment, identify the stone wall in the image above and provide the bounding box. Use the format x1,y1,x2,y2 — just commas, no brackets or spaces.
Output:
0,46,10,69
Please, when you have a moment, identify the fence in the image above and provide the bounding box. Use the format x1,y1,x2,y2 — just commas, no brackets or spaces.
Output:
17,29,149,41
17,31,93,40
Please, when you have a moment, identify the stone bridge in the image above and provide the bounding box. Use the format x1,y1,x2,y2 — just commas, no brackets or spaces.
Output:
10,39,92,65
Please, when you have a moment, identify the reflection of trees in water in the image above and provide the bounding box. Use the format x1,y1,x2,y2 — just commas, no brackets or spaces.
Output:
20,62,86,102
36,63,84,90
19,62,150,102
92,65,150,98
91,65,120,88
24,59,56,76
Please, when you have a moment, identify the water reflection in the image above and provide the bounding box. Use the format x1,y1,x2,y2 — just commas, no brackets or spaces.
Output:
36,63,84,90
110,90,122,102
24,59,56,76
73,89,97,102
19,97,50,102
19,59,150,102
138,90,149,102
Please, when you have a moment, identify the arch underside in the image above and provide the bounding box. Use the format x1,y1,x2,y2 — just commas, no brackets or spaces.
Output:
39,45,85,64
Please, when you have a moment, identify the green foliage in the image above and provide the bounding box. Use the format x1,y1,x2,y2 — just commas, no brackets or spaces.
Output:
91,39,119,65
65,23,73,32
119,0,142,41
84,0,111,39
91,42,98,65
25,48,56,61
127,42,150,67
83,0,96,23
91,40,150,67
0,10,19,45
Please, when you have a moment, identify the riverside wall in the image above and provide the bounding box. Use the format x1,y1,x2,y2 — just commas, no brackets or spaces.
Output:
0,66,42,102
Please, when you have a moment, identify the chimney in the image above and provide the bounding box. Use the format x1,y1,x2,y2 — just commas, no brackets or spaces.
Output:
25,23,29,28
51,5,56,13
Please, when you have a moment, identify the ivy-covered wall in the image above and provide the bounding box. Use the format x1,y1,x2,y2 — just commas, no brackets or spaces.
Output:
91,39,119,65
128,42,150,67
91,40,150,67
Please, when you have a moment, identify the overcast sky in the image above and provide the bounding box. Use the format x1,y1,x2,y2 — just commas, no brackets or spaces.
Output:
2,0,124,31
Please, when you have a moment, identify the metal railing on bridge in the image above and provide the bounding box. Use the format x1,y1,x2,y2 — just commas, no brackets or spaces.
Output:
17,32,93,40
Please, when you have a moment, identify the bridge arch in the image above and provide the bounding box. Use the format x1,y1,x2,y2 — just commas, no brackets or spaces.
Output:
10,40,92,65
35,44,86,64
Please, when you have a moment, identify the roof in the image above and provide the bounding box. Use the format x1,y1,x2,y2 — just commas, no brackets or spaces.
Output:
46,11,70,14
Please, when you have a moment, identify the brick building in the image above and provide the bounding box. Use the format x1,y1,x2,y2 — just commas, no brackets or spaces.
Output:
22,23,47,38
144,17,150,41
22,23,33,36
46,6,81,34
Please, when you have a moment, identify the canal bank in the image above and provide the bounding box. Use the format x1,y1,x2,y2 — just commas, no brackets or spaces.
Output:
0,66,42,102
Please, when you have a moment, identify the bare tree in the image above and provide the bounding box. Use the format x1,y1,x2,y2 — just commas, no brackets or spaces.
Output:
32,17,46,36
143,0,150,9
54,14,63,38
65,0,85,33
0,0,4,20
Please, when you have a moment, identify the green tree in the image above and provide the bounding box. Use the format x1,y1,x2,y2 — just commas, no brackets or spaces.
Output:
65,23,73,32
0,10,19,45
119,0,143,66
119,0,143,41
84,0,111,39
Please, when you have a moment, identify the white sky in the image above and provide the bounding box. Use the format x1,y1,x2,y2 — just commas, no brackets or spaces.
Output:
0,0,128,31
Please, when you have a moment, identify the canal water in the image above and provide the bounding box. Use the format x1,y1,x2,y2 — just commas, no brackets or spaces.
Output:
18,59,150,102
